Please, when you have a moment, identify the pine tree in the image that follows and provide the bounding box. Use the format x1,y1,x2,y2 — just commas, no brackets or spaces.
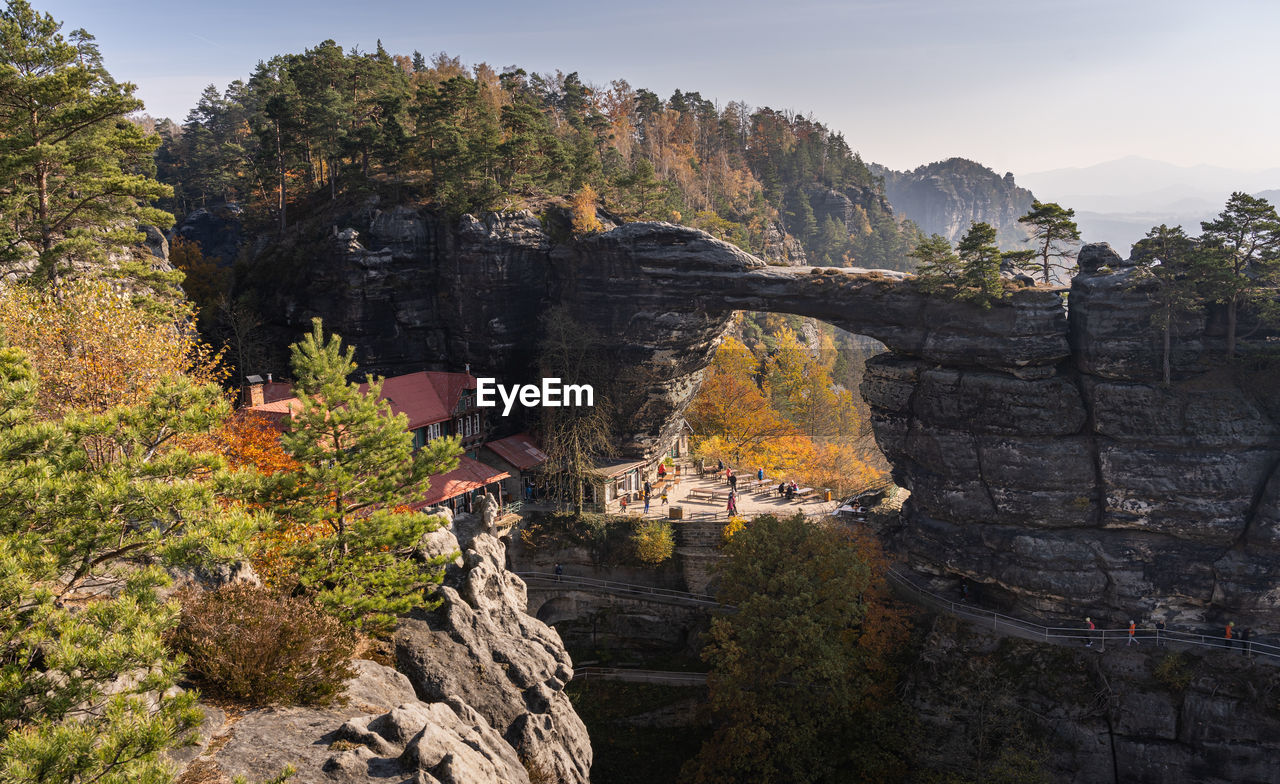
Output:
0,0,172,283
1197,192,1280,357
0,335,257,783
909,233,961,292
1130,224,1199,385
957,221,1005,307
276,319,461,634
1015,200,1082,284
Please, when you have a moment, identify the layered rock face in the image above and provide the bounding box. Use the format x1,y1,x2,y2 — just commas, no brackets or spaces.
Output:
907,618,1280,784
866,244,1280,630
178,526,590,784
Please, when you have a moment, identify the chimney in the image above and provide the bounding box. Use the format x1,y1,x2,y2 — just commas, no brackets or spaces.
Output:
244,375,265,408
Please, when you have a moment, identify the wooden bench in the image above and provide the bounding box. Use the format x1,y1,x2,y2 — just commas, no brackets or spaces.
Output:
685,488,724,504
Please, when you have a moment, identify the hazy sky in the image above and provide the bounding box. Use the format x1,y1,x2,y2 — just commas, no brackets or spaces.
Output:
32,0,1280,176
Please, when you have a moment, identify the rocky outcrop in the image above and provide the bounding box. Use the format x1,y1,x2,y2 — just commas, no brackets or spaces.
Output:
395,532,591,784
177,523,589,784
759,219,807,266
172,204,245,262
179,659,536,784
874,157,1035,248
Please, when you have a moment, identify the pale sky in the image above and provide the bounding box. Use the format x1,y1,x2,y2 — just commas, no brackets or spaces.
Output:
32,0,1280,176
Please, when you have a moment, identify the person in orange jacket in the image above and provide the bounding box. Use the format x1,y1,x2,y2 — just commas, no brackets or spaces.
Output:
1128,620,1138,646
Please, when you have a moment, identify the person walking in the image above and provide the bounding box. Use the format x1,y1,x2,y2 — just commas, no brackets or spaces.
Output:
1085,617,1095,647
644,493,651,514
1155,619,1166,648
657,462,666,480
554,563,564,582
660,487,669,507
1128,620,1138,646
1225,621,1235,650
728,473,738,491
727,490,737,516
757,466,764,485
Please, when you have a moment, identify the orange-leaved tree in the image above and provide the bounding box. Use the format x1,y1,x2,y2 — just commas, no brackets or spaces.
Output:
687,336,796,464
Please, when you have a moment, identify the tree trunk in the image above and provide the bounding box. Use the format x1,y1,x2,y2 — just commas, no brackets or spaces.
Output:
1162,312,1172,386
1227,298,1238,357
276,121,286,232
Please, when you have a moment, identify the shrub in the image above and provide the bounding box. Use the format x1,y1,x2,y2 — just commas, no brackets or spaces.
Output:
722,516,746,543
632,521,675,565
172,584,355,706
1153,652,1193,693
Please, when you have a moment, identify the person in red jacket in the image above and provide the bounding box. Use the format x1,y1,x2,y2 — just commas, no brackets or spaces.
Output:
1085,617,1096,647
1128,620,1138,646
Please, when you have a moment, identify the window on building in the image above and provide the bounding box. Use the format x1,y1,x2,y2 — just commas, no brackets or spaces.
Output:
427,422,442,440
412,428,426,450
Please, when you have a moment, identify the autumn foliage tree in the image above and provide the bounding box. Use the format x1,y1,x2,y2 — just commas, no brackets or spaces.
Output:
685,514,909,784
688,332,886,495
0,277,221,417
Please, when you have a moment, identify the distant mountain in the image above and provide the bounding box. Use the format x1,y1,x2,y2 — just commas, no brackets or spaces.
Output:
871,157,1034,250
1021,156,1280,215
1015,157,1280,255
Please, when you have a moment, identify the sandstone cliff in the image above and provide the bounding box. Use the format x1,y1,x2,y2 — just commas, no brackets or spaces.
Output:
864,244,1280,633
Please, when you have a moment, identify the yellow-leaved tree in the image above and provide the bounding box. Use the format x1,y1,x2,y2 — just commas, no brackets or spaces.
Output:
0,278,222,417
570,184,604,234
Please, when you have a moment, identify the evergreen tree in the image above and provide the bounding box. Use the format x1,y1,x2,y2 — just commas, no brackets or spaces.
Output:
276,319,462,634
0,336,257,783
1197,192,1280,357
1016,200,1081,284
909,233,961,291
957,221,1005,307
0,0,172,283
1130,224,1199,385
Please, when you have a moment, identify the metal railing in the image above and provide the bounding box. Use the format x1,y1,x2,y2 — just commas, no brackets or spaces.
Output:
573,666,708,685
517,571,725,608
885,566,1280,661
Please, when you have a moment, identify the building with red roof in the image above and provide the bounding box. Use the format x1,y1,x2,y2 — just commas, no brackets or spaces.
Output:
243,370,505,514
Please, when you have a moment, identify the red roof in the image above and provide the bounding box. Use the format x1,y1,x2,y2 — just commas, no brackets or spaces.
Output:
485,432,548,471
412,455,510,508
359,371,477,429
261,381,295,404
247,371,476,431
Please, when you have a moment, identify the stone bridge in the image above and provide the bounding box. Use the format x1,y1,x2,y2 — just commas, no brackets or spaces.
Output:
523,582,710,657
268,210,1280,631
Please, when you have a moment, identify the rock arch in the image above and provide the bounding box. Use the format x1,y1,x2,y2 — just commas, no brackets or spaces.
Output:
267,211,1280,629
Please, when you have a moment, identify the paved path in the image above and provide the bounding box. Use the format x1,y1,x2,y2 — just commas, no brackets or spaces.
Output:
630,473,841,520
